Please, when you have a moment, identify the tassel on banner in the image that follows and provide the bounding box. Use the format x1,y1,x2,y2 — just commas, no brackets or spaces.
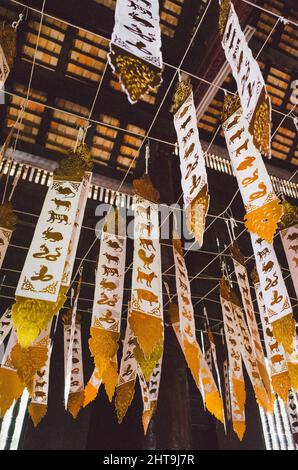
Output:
134,341,163,383
68,391,85,419
272,316,296,355
142,401,157,436
101,358,118,403
84,368,102,407
115,380,136,424
28,403,47,427
0,330,24,417
233,421,246,442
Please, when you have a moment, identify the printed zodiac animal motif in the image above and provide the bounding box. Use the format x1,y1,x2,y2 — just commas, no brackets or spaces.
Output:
103,253,120,265
227,325,234,335
231,350,240,360
236,156,256,171
42,227,63,242
242,169,259,187
230,127,245,144
129,12,153,29
100,279,118,291
248,182,267,202
293,257,298,267
271,290,283,306
235,139,249,157
55,186,75,198
184,325,193,338
179,279,188,291
106,240,123,252
36,381,46,388
265,273,278,291
180,115,191,131
230,338,237,347
137,268,157,287
37,370,46,378
51,198,71,211
269,340,279,353
179,104,190,120
287,232,298,241
190,174,201,195
140,238,155,251
71,380,79,387
182,128,194,145
181,294,190,305
138,222,153,237
256,237,264,245
102,265,119,277
183,142,195,161
227,114,240,130
47,210,69,225
135,289,159,306
271,354,284,366
34,391,46,399
289,244,298,254
72,357,79,364
182,308,192,321
136,205,151,220
97,293,118,307
138,249,155,269
257,248,270,261
262,260,274,273
31,265,53,282
265,327,274,338
98,310,115,324
33,244,62,261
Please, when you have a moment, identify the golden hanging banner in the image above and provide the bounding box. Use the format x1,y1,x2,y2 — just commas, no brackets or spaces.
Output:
115,380,136,424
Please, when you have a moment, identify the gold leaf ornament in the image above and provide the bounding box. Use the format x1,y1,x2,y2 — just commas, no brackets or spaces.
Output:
89,328,119,377
249,90,271,158
0,368,24,418
0,23,17,69
0,202,18,230
271,371,291,403
272,314,295,355
232,377,246,413
287,362,298,392
115,380,136,424
244,198,283,244
186,184,210,248
183,339,200,385
219,0,232,37
67,391,85,419
12,287,67,348
102,359,118,402
28,403,47,427
129,311,163,359
54,143,93,182
233,421,246,442
142,401,157,435
109,47,162,104
134,341,163,383
205,390,224,424
10,342,48,389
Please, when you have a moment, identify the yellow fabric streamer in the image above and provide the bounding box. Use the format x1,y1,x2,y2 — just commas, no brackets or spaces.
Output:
271,371,291,403
183,339,201,385
115,380,136,424
102,359,118,402
233,421,246,442
287,362,298,392
28,403,47,427
0,368,24,417
205,391,224,424
134,341,163,383
272,315,295,355
129,311,163,359
89,328,119,377
10,343,48,390
12,287,67,348
232,377,246,413
67,391,85,419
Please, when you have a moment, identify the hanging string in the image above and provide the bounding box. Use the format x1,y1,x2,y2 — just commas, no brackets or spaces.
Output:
145,141,150,175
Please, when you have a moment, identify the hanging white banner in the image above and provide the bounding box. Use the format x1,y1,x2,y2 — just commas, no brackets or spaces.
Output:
223,103,281,244
220,0,271,157
173,86,209,246
16,180,82,302
108,0,163,103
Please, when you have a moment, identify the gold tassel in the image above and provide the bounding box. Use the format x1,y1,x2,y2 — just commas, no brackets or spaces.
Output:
67,391,85,419
287,362,298,392
83,382,99,408
142,401,157,436
134,341,163,383
244,199,283,244
102,360,118,402
115,380,136,424
254,385,274,413
109,47,162,104
183,339,200,385
272,314,295,355
12,287,67,348
0,368,24,417
233,421,246,441
205,391,224,424
185,185,209,248
10,343,48,389
89,328,119,377
257,360,272,399
271,371,291,403
129,311,163,359
232,377,246,413
28,403,47,427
